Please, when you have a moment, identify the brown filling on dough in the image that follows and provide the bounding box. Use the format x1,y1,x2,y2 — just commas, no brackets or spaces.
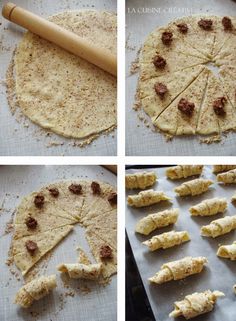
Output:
25,240,38,256
154,82,168,99
177,23,188,33
34,194,45,208
213,97,227,116
108,192,117,205
100,245,113,258
25,216,38,229
222,16,233,31
68,184,82,195
48,187,59,198
91,181,101,195
198,19,213,30
161,31,173,45
178,98,195,116
153,55,167,69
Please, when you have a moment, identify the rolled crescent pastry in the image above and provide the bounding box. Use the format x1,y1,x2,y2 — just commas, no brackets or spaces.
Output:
135,208,178,235
201,215,236,238
213,165,236,173
174,179,213,196
127,189,170,207
234,284,236,294
15,275,57,308
149,256,207,284
166,165,203,180
125,171,157,189
143,230,190,251
169,290,224,319
217,169,236,184
217,241,236,260
189,198,227,216
231,193,236,203
58,262,102,279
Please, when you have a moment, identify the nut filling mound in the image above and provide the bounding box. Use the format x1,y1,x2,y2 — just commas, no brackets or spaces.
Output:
137,15,236,140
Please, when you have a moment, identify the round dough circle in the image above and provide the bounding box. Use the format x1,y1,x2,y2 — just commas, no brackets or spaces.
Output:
14,10,117,139
138,15,236,137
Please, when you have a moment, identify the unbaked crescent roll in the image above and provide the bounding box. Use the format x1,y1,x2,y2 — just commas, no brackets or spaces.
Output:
189,198,227,216
231,193,236,203
127,189,170,207
174,179,213,196
234,284,236,294
143,230,190,251
166,165,203,180
149,256,207,284
58,263,102,279
15,275,57,308
201,215,236,238
213,165,236,173
217,169,236,184
169,290,224,319
135,208,179,235
125,171,157,189
217,241,236,260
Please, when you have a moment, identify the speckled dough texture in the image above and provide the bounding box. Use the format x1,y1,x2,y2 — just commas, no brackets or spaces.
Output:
138,15,236,138
14,10,117,139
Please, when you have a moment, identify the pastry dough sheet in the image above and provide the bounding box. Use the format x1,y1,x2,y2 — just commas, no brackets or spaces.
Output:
0,165,117,321
126,0,236,156
126,166,236,321
0,0,117,156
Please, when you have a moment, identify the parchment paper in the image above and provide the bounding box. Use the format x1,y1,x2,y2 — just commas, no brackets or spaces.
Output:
126,166,236,321
0,165,117,321
0,0,117,156
126,0,236,156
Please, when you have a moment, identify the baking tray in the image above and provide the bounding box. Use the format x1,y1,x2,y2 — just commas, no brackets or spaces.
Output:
126,166,236,321
0,165,117,321
125,0,236,156
0,0,117,156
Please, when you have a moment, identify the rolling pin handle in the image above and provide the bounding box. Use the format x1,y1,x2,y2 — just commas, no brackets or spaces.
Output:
2,2,17,21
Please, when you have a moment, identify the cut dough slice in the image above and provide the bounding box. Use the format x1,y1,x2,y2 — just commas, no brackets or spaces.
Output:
169,290,224,319
197,72,236,134
125,171,157,189
214,30,236,66
127,189,170,207
189,198,227,216
213,165,236,173
15,191,78,226
12,225,73,275
219,67,236,109
83,208,116,231
174,178,213,196
143,230,190,251
149,256,207,284
217,169,236,183
154,68,209,135
201,215,236,238
15,275,57,308
217,241,236,260
86,230,117,279
166,165,203,180
135,209,179,236
139,66,204,120
212,16,236,57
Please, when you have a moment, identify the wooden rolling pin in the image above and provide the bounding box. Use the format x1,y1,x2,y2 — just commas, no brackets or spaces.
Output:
2,2,117,77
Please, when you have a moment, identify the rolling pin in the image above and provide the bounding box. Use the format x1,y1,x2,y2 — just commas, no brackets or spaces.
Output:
2,2,117,77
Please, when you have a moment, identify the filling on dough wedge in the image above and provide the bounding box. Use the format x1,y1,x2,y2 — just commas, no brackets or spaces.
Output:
154,68,209,135
169,290,224,319
139,65,204,121
196,72,236,135
12,225,73,275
